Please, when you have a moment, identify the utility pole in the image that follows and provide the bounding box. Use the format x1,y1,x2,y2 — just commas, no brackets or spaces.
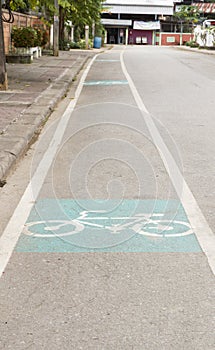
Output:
85,25,89,49
53,0,59,56
0,2,7,90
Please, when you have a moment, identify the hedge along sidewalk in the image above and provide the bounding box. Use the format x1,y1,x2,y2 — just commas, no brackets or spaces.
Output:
0,50,95,184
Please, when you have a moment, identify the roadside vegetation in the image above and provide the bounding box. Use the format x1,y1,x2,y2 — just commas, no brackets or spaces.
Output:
9,0,105,49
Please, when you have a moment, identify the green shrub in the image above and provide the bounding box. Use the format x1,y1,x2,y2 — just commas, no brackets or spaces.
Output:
59,39,70,50
34,29,42,46
11,27,48,47
58,38,94,51
185,40,199,48
78,39,93,49
70,42,81,49
12,27,37,48
41,30,49,47
59,40,88,50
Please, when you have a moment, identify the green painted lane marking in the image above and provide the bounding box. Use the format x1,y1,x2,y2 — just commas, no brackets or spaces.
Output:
83,80,128,86
16,199,201,253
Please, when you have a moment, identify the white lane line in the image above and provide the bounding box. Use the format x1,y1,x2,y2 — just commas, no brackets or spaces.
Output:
120,50,215,275
96,60,120,62
0,54,98,278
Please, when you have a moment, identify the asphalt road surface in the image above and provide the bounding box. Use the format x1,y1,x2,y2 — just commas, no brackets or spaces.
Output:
0,46,215,349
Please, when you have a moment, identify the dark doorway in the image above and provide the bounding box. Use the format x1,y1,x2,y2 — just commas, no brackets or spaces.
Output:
106,28,126,44
107,28,118,44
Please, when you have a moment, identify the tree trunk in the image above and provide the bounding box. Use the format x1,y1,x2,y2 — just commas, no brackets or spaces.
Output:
53,0,59,56
59,6,65,47
0,5,8,90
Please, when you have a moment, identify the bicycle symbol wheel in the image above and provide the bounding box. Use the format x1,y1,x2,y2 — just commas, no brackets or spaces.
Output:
132,220,193,237
23,220,84,238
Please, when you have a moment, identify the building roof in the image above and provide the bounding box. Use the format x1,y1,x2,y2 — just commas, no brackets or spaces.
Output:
194,3,215,14
103,0,174,15
104,0,173,5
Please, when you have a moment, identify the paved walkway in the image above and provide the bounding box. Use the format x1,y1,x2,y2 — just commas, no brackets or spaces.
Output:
0,49,101,183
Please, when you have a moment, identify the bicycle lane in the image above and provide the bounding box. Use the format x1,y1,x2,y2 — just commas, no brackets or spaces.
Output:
0,47,214,349
14,47,202,255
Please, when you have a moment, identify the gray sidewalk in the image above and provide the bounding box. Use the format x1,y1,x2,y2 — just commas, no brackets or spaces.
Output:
0,49,98,183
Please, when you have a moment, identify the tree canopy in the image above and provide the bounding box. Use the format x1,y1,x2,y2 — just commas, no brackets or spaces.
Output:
9,0,104,44
173,5,200,33
10,0,104,27
174,5,200,24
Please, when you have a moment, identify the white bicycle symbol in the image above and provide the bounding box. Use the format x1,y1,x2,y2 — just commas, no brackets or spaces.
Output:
23,210,193,238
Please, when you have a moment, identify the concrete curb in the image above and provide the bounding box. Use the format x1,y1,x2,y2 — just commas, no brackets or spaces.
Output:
0,54,92,183
174,46,215,56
